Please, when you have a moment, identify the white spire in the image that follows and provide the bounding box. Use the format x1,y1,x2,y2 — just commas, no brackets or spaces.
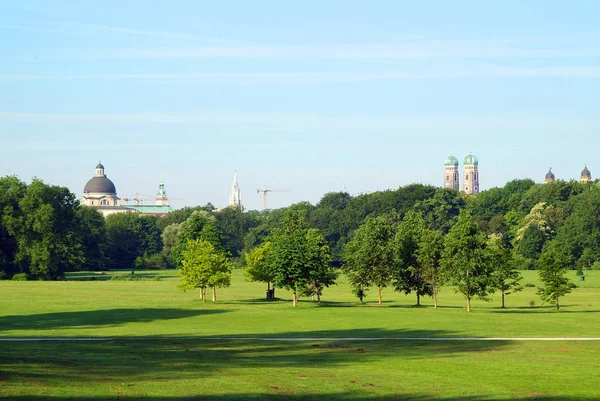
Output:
229,171,241,208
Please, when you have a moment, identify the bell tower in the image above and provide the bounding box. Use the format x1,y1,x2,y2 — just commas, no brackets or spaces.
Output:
443,156,460,190
463,154,479,194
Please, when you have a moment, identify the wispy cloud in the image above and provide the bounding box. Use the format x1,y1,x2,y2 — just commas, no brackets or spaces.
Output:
1,67,598,86
76,42,600,61
1,111,597,137
3,20,253,45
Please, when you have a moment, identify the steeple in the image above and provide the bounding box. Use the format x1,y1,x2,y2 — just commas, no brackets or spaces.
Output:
156,166,169,206
229,171,241,208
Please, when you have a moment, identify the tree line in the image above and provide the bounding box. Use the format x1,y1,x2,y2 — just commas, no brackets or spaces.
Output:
1,175,596,309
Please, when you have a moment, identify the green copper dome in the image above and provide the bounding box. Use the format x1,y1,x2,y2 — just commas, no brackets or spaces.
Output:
464,154,479,165
444,155,459,166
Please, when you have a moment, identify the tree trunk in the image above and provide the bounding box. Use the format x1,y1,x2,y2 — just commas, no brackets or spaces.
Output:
199,287,203,300
359,283,364,304
268,281,271,291
293,290,297,307
317,290,321,304
433,284,438,309
501,290,505,308
416,292,420,306
377,286,382,305
556,296,560,310
466,294,471,312
202,287,206,303
212,286,217,302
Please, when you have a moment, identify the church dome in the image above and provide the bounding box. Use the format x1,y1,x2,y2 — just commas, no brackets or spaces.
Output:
581,165,591,179
96,162,105,170
464,154,479,165
84,176,117,194
444,155,459,166
545,168,555,181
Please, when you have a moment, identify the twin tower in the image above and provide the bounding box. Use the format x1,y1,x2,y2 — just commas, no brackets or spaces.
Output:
444,154,480,194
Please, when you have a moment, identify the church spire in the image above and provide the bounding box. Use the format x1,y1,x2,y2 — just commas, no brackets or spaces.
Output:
229,171,241,208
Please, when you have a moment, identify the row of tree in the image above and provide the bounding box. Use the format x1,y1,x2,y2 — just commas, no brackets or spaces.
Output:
242,207,575,310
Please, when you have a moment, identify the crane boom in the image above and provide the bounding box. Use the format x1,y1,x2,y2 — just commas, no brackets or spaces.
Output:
256,184,291,210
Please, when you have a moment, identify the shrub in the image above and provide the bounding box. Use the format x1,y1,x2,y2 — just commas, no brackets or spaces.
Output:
524,283,536,288
12,273,28,281
0,271,7,280
134,253,168,270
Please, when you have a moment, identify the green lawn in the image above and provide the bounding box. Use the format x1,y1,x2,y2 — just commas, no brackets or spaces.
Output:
1,269,599,400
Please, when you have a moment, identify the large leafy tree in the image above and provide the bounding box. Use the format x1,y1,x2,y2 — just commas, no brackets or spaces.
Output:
343,215,394,304
268,211,335,306
300,228,337,304
537,247,576,310
0,176,27,278
392,211,432,306
416,228,445,308
488,234,522,308
178,239,232,302
441,211,496,312
5,179,85,280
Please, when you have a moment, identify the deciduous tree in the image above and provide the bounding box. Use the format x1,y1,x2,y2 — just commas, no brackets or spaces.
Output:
441,211,496,311
178,239,232,302
537,247,576,310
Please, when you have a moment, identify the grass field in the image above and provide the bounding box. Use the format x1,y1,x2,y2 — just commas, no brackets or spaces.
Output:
1,269,599,400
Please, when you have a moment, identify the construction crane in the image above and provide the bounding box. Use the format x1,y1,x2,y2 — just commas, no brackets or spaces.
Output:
256,185,291,210
122,193,154,205
123,192,183,206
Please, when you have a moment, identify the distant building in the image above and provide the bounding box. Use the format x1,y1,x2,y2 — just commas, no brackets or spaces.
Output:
545,168,556,184
581,165,592,183
81,162,172,217
443,155,460,190
229,171,242,208
463,154,480,194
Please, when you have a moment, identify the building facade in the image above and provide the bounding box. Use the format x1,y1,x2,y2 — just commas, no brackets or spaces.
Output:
82,162,172,217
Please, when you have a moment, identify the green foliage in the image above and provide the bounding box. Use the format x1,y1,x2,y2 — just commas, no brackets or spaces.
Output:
134,253,168,270
5,179,85,280
244,241,274,286
416,228,445,307
441,211,496,311
489,234,522,307
215,206,246,257
414,188,465,233
343,215,394,304
178,239,233,301
105,213,162,270
392,211,433,305
537,247,577,309
267,210,336,305
11,272,28,281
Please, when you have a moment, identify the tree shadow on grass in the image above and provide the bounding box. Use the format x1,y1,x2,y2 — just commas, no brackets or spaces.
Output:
0,328,508,385
6,395,600,401
0,308,228,333
488,305,600,314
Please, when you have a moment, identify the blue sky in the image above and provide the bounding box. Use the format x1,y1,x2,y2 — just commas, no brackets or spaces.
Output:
1,0,598,210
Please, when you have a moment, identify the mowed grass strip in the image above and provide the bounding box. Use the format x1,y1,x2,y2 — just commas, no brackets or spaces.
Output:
1,339,599,400
0,270,598,339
